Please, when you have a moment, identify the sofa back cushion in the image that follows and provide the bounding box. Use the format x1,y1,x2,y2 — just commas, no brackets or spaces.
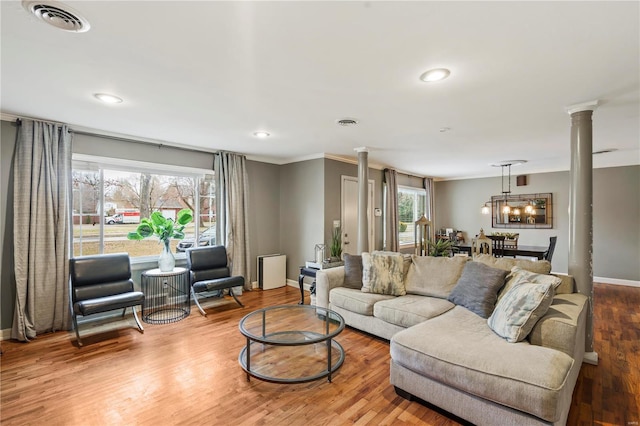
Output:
404,255,467,298
473,253,551,275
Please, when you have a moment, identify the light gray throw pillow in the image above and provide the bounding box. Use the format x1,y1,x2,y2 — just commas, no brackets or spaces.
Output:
488,281,556,343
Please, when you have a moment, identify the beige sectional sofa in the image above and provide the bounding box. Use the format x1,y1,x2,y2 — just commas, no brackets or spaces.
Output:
315,253,588,426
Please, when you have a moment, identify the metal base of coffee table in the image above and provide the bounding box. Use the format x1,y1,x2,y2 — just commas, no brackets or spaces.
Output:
238,305,345,383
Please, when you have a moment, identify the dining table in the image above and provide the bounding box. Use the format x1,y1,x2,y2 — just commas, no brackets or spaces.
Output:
455,244,547,260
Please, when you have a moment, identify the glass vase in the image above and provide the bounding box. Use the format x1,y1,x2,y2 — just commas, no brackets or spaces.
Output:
158,239,175,272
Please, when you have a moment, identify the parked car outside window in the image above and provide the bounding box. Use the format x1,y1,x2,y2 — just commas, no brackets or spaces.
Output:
176,227,216,252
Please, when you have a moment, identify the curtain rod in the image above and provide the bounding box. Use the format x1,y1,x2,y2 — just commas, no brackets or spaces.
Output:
384,167,427,180
15,117,217,156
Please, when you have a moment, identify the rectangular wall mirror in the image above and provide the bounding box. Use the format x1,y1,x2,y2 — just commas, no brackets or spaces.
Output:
491,193,553,229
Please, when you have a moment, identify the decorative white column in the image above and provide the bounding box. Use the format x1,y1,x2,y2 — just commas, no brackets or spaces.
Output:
566,100,598,365
355,147,369,254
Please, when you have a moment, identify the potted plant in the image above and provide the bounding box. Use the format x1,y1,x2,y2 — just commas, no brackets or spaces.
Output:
127,209,193,271
428,239,454,257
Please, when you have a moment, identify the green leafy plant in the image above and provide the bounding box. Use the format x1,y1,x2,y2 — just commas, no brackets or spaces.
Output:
428,239,454,257
399,221,408,232
330,227,342,258
127,209,193,243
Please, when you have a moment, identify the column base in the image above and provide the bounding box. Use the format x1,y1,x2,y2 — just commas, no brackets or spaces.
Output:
583,351,599,365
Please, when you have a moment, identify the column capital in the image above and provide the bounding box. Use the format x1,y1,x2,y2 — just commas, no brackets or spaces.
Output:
565,100,599,115
354,147,369,153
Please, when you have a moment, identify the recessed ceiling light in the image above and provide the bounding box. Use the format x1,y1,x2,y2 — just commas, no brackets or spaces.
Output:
94,93,123,104
253,131,270,138
420,68,451,83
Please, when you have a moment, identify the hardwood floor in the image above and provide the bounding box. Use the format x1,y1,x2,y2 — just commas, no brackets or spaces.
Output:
1,283,638,425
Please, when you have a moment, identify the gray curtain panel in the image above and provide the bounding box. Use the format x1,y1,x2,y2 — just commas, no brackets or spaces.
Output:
384,168,399,252
424,177,435,242
12,119,72,341
214,152,251,290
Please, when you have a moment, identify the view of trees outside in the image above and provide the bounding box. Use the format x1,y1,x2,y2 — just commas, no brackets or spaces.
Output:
72,169,214,258
398,188,426,245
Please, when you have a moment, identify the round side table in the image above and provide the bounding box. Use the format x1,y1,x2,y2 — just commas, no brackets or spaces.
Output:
141,267,190,324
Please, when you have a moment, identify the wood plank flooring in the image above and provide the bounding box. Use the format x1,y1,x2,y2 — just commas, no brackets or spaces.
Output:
1,283,638,425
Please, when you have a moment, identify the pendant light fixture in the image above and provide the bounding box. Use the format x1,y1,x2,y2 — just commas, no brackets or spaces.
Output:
481,160,527,215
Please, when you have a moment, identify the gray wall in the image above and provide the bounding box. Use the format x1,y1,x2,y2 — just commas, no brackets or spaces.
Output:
246,160,281,283
1,121,17,330
279,159,325,280
434,166,640,280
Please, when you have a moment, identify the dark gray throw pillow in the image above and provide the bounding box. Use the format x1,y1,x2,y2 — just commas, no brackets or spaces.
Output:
343,253,363,289
447,261,508,318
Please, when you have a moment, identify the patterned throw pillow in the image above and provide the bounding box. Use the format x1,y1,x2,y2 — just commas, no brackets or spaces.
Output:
488,281,555,343
447,261,508,318
498,266,562,302
361,251,406,296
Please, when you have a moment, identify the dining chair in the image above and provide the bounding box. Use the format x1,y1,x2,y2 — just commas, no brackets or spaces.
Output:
489,235,505,257
543,236,557,262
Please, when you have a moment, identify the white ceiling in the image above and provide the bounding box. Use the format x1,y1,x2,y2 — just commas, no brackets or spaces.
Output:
1,1,639,180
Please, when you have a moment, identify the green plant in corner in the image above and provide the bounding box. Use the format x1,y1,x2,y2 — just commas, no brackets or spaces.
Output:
330,227,342,259
428,239,454,257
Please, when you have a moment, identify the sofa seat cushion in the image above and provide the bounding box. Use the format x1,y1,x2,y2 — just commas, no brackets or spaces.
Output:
373,295,454,328
330,287,394,316
390,306,574,422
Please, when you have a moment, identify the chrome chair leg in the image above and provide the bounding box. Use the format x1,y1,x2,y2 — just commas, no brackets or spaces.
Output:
192,287,207,316
72,314,83,347
121,308,127,317
131,306,144,333
228,288,244,307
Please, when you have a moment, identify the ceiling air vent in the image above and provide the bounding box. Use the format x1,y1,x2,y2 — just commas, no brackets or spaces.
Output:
336,118,359,127
23,1,90,33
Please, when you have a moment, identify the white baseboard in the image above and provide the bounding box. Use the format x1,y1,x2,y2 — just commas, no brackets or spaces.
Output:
594,276,640,288
1,328,11,340
286,278,313,292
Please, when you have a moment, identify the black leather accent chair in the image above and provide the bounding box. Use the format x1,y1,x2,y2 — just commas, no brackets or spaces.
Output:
70,253,145,346
186,245,245,316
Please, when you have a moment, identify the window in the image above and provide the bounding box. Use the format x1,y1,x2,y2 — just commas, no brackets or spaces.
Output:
397,186,426,246
72,157,215,260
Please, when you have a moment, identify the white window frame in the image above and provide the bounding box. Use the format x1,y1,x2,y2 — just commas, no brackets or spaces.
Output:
397,185,427,248
72,154,212,265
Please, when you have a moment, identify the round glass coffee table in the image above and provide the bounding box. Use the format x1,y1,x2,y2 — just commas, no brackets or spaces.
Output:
238,305,345,383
